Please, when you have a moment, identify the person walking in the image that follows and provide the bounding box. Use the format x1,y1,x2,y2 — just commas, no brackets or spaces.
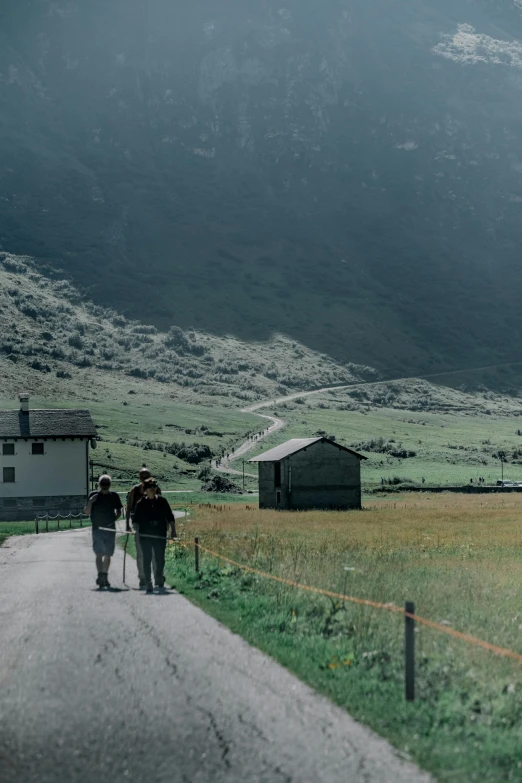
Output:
126,467,162,589
84,475,123,589
133,478,176,594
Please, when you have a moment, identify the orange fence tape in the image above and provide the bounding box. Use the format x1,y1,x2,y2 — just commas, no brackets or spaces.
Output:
172,539,522,665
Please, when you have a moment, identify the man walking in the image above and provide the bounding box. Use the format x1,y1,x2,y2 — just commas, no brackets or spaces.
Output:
126,467,162,589
84,475,123,589
133,478,176,593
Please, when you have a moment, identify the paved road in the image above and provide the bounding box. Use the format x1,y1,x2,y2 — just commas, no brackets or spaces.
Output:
0,530,432,783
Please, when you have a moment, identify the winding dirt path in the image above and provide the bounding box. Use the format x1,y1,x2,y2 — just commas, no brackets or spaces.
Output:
213,357,522,480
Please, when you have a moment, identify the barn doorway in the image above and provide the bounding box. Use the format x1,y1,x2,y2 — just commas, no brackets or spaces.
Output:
274,463,281,488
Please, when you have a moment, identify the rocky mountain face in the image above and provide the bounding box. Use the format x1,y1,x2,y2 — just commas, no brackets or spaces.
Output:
2,0,522,375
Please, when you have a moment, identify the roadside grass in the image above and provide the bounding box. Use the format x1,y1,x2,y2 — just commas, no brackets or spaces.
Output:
0,518,91,546
167,495,522,783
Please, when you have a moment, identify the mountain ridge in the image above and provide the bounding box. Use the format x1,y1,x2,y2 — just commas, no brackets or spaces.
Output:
2,1,522,373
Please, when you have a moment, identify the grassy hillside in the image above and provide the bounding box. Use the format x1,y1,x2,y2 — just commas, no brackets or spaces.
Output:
242,380,522,489
0,254,372,487
3,255,522,491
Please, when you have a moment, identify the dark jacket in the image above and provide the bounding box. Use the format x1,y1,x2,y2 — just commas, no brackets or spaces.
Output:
133,495,175,538
126,482,162,522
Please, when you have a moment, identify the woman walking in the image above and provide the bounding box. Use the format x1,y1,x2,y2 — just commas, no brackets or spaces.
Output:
133,478,176,593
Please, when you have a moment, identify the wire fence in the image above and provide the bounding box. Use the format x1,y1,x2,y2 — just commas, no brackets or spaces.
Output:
183,538,522,665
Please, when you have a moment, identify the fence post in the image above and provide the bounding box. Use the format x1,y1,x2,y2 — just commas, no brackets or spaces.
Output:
57,517,60,531
45,514,49,533
405,601,415,702
69,514,72,529
35,518,39,535
80,516,83,528
195,537,200,574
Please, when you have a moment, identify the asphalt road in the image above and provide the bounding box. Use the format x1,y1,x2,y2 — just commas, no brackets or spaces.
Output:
0,530,433,783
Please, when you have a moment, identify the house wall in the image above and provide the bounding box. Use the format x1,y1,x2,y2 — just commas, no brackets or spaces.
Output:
0,439,89,499
258,441,362,510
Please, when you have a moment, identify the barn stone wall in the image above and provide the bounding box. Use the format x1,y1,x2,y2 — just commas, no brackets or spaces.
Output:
258,440,363,510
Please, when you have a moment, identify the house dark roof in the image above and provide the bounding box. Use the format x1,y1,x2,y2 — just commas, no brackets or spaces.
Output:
249,437,367,462
0,409,97,439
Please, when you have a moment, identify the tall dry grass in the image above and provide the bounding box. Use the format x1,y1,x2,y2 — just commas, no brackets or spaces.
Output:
177,494,522,665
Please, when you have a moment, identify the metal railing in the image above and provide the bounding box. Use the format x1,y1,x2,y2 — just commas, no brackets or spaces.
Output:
34,513,87,534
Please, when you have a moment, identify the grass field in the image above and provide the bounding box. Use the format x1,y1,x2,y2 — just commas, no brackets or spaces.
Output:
168,495,522,782
241,380,522,490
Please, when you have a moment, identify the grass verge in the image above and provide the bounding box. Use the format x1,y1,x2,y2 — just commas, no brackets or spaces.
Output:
0,519,91,547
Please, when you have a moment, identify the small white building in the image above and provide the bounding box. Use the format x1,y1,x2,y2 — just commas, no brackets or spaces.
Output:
0,394,97,520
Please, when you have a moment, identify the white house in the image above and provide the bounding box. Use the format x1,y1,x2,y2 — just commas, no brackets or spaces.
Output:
0,394,97,520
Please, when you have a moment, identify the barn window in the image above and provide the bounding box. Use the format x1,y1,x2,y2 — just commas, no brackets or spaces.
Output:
32,443,45,455
32,498,46,507
3,498,17,508
3,467,15,483
2,443,15,456
274,462,281,488
276,491,281,505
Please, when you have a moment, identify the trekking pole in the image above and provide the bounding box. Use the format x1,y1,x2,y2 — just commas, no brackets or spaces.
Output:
123,531,129,585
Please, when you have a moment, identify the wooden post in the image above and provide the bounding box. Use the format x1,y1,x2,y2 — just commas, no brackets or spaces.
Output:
57,517,60,531
35,518,39,535
45,514,49,533
69,514,72,529
195,537,200,574
405,601,415,702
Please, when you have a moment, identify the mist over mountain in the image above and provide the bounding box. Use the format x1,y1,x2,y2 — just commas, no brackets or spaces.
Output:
2,0,522,375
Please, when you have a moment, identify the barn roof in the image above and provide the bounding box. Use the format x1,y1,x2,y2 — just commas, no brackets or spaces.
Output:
0,409,97,439
249,437,367,462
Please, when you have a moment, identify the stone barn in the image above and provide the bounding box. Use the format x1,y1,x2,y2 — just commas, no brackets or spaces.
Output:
250,437,367,511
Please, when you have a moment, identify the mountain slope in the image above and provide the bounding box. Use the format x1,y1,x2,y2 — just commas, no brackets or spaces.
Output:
2,1,522,373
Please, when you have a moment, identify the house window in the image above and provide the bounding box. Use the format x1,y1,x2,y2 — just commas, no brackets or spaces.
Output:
274,462,281,488
276,490,281,505
3,498,17,508
32,498,46,508
32,442,45,455
3,467,15,483
2,443,15,456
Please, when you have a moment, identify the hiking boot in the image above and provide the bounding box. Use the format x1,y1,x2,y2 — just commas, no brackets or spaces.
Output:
145,583,154,594
96,572,105,589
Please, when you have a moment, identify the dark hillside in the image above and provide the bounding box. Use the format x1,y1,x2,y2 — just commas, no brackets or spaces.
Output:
2,0,522,373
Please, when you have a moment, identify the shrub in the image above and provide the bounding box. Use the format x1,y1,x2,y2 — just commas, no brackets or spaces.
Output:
68,334,84,349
